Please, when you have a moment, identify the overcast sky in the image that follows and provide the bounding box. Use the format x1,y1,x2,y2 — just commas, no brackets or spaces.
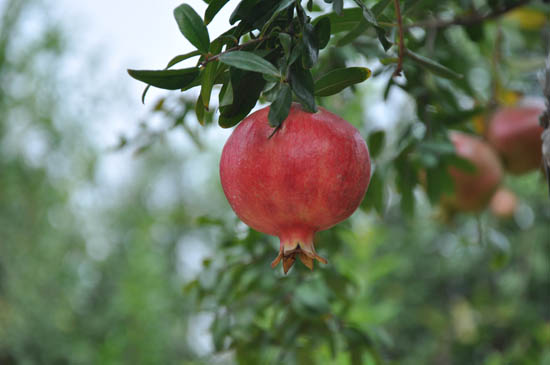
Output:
57,1,233,100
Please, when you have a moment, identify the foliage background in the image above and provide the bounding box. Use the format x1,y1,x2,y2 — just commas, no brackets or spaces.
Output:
0,0,549,364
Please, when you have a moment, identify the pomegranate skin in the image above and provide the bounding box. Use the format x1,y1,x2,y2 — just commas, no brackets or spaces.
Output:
487,105,544,174
489,187,518,219
445,132,503,212
220,103,371,272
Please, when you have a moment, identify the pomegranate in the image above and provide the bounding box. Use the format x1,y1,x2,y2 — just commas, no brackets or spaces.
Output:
489,187,518,219
220,103,371,273
486,104,544,174
444,132,503,212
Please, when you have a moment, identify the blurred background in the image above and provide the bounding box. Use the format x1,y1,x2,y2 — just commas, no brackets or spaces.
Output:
0,0,549,364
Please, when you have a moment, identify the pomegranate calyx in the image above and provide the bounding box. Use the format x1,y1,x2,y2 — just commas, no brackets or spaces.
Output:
271,240,327,274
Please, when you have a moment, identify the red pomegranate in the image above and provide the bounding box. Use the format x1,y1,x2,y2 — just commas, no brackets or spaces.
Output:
486,104,544,174
220,103,371,273
444,132,503,212
489,187,518,219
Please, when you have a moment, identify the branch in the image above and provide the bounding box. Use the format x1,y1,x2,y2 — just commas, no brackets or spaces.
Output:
404,0,529,30
198,37,268,68
542,38,550,130
541,28,550,196
393,0,405,77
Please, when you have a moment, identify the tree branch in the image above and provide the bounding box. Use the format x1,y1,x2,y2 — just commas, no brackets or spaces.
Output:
393,0,405,77
198,37,269,68
404,0,529,30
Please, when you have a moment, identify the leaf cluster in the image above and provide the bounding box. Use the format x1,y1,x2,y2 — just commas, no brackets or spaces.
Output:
128,0,379,129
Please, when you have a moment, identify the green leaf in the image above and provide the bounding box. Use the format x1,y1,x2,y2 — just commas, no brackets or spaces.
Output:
229,0,251,24
399,176,416,215
289,62,316,113
367,130,385,158
279,33,292,56
336,18,367,46
182,279,199,294
127,67,200,90
395,155,417,216
447,154,477,174
195,94,205,125
268,84,292,128
262,81,280,102
380,57,399,65
419,140,455,155
371,0,392,16
383,77,393,100
314,17,331,49
264,0,295,30
208,34,226,55
219,79,234,107
212,313,230,351
139,51,201,103
350,348,363,365
205,0,229,25
140,86,151,104
418,152,438,168
200,61,217,110
181,72,203,91
353,0,392,50
166,50,201,69
287,42,303,68
465,22,484,42
219,51,281,78
314,67,371,96
362,169,385,214
312,8,363,34
301,23,319,69
357,0,377,24
405,49,463,79
173,4,210,54
426,166,455,204
229,0,279,29
219,69,265,128
344,327,374,363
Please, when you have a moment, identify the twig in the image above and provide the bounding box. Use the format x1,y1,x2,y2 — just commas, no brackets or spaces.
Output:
541,26,550,196
489,25,503,110
198,37,269,67
404,0,529,30
542,26,550,130
378,21,398,27
393,0,405,77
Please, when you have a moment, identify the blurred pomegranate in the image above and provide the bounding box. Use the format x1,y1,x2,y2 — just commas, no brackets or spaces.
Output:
220,103,371,273
487,103,544,174
444,132,503,212
489,188,518,219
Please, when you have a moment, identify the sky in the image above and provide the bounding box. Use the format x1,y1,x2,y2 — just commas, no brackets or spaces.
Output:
47,1,236,191
57,0,232,104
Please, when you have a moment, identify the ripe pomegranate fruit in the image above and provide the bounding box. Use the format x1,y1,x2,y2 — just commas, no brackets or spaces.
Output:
486,104,544,174
444,132,503,212
220,103,371,273
489,187,518,219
